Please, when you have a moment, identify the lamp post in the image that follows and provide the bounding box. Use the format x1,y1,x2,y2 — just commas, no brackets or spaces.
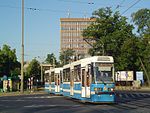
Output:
21,0,24,93
99,40,104,56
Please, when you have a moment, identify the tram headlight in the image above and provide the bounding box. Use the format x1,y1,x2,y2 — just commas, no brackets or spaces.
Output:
94,88,98,91
111,88,114,91
108,88,114,91
94,88,103,91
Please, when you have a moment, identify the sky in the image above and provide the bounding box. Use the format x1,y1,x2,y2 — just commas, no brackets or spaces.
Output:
0,0,150,62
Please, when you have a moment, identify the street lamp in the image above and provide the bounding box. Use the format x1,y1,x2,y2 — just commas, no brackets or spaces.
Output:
99,40,104,56
21,0,24,93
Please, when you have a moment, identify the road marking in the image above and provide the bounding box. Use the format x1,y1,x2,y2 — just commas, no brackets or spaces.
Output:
25,96,62,99
1,99,25,101
118,93,150,99
24,104,81,108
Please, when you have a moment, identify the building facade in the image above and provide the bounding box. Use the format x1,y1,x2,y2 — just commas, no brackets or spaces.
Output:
60,18,95,57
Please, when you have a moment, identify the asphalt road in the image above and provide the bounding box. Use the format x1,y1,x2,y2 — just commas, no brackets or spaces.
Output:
0,91,150,113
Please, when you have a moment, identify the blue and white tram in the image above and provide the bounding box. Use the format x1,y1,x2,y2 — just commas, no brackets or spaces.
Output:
62,56,115,103
49,68,63,95
44,70,51,93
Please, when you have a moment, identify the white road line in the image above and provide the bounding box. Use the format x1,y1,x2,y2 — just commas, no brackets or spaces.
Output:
25,96,62,99
1,99,25,101
24,105,81,108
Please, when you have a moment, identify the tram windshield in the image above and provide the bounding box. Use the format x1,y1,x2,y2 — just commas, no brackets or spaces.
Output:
94,63,113,83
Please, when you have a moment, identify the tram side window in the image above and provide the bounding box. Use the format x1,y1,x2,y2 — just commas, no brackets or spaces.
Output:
63,68,70,82
82,69,85,86
51,72,54,82
45,73,49,82
74,65,81,82
49,75,51,84
90,63,95,83
55,74,58,85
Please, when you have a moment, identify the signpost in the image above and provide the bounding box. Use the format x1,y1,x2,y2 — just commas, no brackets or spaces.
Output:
136,71,144,84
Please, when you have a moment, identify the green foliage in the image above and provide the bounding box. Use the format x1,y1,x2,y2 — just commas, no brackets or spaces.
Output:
132,8,150,35
45,53,56,66
83,7,134,57
139,38,150,80
118,37,141,71
82,7,136,71
132,8,150,83
0,44,20,77
26,59,41,79
59,49,75,65
83,7,150,83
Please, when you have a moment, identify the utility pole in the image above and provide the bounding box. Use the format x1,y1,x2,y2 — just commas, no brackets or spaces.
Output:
41,65,43,83
21,0,24,93
139,57,150,87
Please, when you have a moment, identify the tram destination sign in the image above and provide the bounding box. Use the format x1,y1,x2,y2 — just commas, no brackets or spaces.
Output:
96,63,113,67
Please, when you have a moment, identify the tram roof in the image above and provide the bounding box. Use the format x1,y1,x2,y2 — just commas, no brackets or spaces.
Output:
50,67,63,73
63,56,114,68
45,70,50,74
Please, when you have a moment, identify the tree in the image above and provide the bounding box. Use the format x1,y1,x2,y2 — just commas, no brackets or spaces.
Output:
45,53,56,66
26,59,41,79
132,8,150,35
82,7,135,70
132,8,150,85
0,44,20,77
118,37,142,72
59,49,75,65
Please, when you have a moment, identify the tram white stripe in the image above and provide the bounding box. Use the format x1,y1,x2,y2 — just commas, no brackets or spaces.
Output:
91,91,95,94
63,82,70,84
74,90,81,94
74,82,81,84
63,89,70,92
51,88,55,90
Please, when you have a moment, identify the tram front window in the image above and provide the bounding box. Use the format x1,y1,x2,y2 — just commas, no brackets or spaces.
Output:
94,63,113,83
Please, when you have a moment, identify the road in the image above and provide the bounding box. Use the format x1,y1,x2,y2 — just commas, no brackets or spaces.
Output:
0,91,150,113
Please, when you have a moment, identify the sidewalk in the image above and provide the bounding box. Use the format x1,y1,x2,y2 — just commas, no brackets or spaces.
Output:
0,90,46,97
115,86,150,92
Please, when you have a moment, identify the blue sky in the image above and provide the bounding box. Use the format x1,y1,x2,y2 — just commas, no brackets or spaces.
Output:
0,0,150,62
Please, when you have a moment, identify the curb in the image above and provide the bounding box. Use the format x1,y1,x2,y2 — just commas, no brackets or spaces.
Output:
0,91,46,97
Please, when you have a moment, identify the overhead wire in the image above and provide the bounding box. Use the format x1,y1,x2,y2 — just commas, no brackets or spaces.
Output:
121,0,141,15
0,4,91,15
57,0,95,5
114,0,126,11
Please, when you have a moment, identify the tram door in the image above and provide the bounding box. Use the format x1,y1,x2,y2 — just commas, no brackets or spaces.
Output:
55,74,60,93
49,72,51,92
86,68,91,98
81,68,91,98
58,74,60,92
70,70,74,96
81,69,86,97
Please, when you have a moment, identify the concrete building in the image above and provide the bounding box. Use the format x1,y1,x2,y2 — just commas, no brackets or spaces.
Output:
60,18,95,57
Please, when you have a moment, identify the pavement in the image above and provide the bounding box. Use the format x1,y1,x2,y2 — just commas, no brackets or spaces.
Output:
0,90,46,97
115,86,150,92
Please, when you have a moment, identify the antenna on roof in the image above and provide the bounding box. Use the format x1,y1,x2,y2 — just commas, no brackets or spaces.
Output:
67,9,70,18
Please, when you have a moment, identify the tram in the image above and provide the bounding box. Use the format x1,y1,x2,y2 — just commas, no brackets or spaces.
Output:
45,56,115,103
44,70,50,93
49,68,63,95
62,56,115,103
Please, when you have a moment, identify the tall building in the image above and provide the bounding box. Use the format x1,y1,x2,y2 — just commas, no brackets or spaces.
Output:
60,18,95,57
